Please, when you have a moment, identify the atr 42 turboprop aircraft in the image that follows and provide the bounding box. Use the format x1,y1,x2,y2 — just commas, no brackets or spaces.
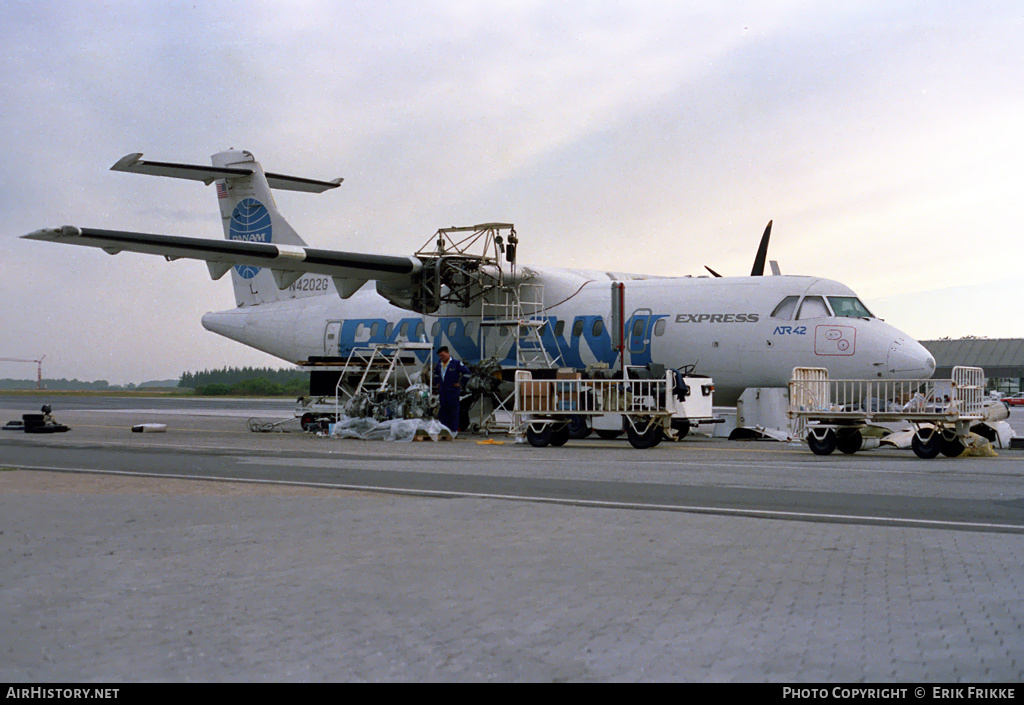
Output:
22,150,935,404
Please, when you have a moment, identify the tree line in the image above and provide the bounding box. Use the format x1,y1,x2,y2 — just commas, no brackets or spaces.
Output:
179,367,310,396
0,378,126,391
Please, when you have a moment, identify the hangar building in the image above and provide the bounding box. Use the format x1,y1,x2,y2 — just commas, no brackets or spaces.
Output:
920,338,1024,394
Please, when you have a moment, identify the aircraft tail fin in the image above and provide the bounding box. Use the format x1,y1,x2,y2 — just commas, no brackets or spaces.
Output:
111,150,343,307
211,150,312,307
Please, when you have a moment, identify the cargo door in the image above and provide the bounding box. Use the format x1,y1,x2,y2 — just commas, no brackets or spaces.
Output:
324,321,342,357
627,308,654,365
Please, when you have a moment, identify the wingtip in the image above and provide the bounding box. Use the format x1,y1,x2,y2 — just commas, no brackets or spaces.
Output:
21,227,58,240
110,153,144,172
22,225,81,240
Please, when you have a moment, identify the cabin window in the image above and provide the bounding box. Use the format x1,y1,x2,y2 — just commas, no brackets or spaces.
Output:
827,296,873,318
554,320,565,337
653,319,666,337
771,296,799,320
632,319,645,338
431,321,440,337
572,320,584,337
796,296,830,320
415,322,425,340
385,322,394,338
446,321,457,337
370,322,380,337
399,322,409,338
593,319,605,337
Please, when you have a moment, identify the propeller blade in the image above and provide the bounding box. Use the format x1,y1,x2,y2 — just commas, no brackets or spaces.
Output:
751,219,772,276
704,265,723,278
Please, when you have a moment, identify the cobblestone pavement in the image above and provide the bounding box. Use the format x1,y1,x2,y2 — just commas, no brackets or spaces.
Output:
2,470,1021,682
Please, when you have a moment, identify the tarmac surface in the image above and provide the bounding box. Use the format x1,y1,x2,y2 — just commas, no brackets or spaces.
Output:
2,395,1023,682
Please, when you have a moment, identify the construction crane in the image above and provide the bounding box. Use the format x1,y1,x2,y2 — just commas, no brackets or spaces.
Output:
0,356,45,389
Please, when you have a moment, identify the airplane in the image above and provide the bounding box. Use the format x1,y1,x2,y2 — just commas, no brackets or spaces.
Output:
22,149,936,409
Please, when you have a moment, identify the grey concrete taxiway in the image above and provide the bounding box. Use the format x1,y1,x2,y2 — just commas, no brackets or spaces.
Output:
2,396,1023,681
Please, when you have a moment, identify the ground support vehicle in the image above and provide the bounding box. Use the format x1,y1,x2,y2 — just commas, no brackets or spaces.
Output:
513,368,717,449
787,366,986,459
17,408,70,434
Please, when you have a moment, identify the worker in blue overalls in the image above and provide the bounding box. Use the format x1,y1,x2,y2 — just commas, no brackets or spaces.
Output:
434,345,469,435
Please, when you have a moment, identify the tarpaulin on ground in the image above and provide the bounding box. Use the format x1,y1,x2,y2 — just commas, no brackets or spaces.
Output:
327,416,453,442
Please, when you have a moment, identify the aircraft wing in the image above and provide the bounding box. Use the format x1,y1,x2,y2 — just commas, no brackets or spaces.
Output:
21,226,421,294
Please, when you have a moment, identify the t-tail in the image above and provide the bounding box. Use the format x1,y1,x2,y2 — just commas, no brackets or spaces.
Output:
110,149,343,307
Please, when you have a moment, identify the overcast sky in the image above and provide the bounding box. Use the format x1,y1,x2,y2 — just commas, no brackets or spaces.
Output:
2,1,1022,384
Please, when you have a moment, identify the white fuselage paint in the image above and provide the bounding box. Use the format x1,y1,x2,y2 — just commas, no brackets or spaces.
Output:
201,268,936,406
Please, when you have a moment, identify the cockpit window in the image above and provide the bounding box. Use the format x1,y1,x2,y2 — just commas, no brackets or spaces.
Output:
796,296,830,320
770,296,799,320
827,296,873,318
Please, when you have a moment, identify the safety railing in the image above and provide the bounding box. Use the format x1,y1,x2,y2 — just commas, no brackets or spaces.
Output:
480,284,560,368
514,371,670,417
788,366,986,423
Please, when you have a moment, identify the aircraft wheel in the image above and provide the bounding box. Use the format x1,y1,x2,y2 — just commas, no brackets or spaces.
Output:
567,415,591,439
836,429,863,455
911,428,941,459
939,429,965,457
626,418,662,449
595,429,623,440
549,423,571,447
526,424,552,447
807,428,837,455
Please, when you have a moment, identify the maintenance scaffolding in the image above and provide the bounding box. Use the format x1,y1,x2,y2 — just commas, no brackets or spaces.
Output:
293,342,434,430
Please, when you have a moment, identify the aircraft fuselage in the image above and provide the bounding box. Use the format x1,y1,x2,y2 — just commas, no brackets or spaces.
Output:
201,270,935,405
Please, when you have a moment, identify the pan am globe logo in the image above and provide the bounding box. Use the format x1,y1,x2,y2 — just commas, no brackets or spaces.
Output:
228,198,273,279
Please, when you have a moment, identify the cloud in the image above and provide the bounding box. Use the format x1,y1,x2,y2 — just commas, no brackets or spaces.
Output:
2,1,1023,382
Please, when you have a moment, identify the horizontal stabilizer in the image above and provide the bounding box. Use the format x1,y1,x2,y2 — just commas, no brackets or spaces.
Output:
22,226,419,284
110,153,343,193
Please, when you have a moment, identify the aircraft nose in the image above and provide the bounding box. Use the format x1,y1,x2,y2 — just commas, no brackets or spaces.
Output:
887,337,935,378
